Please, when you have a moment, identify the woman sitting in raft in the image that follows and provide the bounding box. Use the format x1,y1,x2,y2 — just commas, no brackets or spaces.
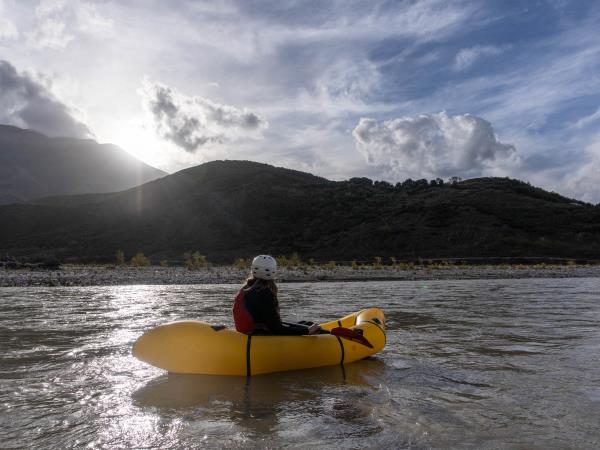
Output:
232,255,321,335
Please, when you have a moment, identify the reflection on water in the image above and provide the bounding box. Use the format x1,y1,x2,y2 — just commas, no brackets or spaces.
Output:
133,360,385,437
1,279,600,449
134,359,384,410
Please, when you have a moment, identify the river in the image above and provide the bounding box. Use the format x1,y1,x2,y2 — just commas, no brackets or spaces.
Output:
1,279,599,449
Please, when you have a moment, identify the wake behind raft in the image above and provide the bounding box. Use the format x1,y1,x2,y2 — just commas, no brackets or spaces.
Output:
132,308,386,376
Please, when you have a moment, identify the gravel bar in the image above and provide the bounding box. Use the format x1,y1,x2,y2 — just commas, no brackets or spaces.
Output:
2,264,600,287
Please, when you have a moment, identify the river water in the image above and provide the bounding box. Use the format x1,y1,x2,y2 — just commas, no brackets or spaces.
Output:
1,279,599,449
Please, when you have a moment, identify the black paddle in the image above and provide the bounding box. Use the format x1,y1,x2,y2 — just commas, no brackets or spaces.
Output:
329,327,373,348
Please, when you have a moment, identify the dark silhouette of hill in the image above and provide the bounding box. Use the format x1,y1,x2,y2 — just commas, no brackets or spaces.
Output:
0,125,167,204
0,160,599,263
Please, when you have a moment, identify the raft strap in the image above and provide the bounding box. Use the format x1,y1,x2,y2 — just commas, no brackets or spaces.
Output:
335,336,345,365
246,335,252,377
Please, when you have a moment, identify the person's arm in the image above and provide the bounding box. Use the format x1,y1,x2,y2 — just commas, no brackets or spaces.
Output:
275,323,310,335
246,289,309,335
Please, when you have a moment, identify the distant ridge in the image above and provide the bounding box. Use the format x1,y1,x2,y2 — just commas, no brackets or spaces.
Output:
0,124,167,204
1,159,599,263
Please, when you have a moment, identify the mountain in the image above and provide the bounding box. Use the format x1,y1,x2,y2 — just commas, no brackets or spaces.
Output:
0,160,599,263
0,125,167,204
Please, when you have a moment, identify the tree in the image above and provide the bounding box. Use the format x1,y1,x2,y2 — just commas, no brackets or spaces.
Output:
349,177,373,187
276,255,290,267
192,251,207,268
414,179,429,189
402,178,415,188
234,258,249,269
374,180,392,190
115,249,125,266
130,252,150,267
289,252,301,267
184,251,208,269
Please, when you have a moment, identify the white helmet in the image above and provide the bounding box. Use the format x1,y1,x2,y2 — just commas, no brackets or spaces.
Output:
251,255,277,280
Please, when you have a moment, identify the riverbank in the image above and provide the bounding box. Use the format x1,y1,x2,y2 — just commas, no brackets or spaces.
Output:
2,264,600,287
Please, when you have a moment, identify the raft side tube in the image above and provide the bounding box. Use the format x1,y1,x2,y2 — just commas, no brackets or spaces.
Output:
132,321,247,375
132,308,386,375
250,334,343,375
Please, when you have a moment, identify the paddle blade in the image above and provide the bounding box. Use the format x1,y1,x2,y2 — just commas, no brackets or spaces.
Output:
330,327,373,348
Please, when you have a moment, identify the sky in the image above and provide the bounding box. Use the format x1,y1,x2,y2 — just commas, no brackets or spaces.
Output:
1,0,600,202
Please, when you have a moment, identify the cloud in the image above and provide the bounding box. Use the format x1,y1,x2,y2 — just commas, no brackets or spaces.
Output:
454,45,506,71
0,1,18,40
565,160,600,203
75,2,113,35
352,112,516,179
572,106,600,129
0,59,91,138
563,135,600,203
26,0,72,49
27,17,74,49
26,0,112,49
139,79,268,153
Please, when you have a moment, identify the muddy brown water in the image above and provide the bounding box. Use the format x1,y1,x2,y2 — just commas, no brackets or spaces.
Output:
1,279,599,449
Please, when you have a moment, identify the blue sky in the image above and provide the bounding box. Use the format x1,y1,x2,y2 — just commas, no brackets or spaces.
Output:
1,0,600,201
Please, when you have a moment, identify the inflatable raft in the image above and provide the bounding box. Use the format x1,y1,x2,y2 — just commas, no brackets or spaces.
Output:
132,308,385,376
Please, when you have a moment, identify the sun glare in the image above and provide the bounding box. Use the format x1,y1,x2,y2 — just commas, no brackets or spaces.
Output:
108,120,167,170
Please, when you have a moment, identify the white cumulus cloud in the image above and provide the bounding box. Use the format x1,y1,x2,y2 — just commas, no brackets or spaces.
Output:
139,80,268,153
352,112,516,179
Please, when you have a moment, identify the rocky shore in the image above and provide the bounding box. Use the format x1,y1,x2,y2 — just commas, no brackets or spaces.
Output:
2,264,600,287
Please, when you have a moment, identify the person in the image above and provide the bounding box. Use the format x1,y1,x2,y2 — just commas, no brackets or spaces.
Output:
232,255,321,335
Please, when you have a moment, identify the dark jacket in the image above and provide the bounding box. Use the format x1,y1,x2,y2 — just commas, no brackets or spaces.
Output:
243,282,309,335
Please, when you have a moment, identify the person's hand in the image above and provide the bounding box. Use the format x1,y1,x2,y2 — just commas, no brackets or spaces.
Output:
308,323,321,335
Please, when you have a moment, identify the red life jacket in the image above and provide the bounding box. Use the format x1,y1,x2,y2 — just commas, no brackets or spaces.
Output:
232,289,255,334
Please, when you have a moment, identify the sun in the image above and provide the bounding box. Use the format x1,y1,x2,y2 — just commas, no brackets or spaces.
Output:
107,119,167,170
